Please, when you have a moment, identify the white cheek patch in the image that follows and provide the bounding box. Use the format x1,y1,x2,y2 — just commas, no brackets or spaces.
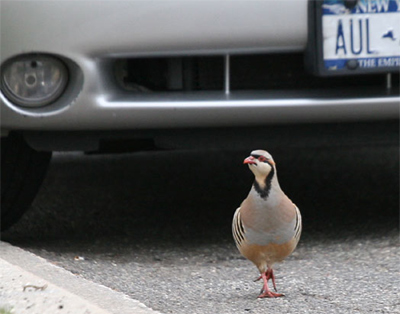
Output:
252,163,272,181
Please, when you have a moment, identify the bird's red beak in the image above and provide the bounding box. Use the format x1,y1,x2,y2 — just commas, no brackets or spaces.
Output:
243,156,256,165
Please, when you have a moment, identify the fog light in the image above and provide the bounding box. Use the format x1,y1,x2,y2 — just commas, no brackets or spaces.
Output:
1,55,68,107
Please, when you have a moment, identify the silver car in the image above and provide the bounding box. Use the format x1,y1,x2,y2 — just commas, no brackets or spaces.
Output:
1,0,399,230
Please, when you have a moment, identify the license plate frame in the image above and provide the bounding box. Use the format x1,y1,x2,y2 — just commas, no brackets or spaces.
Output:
306,0,400,76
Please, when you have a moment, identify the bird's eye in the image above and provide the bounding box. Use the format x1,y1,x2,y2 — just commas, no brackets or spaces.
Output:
258,156,267,162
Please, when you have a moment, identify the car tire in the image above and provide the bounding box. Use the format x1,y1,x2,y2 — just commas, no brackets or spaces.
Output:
1,133,52,231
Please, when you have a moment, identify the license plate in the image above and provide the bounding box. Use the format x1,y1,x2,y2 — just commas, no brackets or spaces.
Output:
307,0,400,76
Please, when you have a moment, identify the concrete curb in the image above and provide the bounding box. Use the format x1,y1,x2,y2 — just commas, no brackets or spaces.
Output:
0,241,162,314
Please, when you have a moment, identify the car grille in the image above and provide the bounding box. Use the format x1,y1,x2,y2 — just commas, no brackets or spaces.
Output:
114,53,399,93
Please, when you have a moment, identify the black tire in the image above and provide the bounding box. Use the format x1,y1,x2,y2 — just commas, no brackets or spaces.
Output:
1,133,52,231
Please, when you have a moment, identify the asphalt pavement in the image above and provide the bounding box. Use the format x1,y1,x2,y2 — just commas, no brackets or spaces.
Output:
2,143,399,314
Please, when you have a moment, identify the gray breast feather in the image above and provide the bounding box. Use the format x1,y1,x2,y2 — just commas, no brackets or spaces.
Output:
244,215,298,246
233,206,302,247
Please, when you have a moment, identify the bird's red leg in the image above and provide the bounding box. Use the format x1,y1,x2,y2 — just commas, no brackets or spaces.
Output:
257,269,284,298
254,275,262,282
254,269,276,290
267,268,278,292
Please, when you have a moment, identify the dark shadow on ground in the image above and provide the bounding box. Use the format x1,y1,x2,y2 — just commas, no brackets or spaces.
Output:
2,143,398,250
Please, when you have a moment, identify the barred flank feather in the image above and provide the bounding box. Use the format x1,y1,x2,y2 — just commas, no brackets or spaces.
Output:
294,205,302,243
232,207,246,249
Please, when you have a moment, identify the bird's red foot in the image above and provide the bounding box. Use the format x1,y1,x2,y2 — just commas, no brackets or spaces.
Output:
257,268,284,298
258,290,284,298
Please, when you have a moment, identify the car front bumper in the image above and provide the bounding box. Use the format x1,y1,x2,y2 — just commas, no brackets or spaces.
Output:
1,0,399,133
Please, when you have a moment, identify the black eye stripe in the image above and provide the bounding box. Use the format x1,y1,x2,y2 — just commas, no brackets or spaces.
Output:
251,154,270,163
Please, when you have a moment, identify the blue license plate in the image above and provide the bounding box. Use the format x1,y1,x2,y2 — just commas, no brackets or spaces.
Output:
307,0,400,76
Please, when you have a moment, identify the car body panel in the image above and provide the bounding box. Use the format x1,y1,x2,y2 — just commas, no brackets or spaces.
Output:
1,0,307,60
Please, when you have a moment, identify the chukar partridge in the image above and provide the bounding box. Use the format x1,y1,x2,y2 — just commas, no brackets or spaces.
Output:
232,149,302,298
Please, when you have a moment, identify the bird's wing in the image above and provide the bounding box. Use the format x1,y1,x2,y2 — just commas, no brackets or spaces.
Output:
293,205,302,244
232,206,246,250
